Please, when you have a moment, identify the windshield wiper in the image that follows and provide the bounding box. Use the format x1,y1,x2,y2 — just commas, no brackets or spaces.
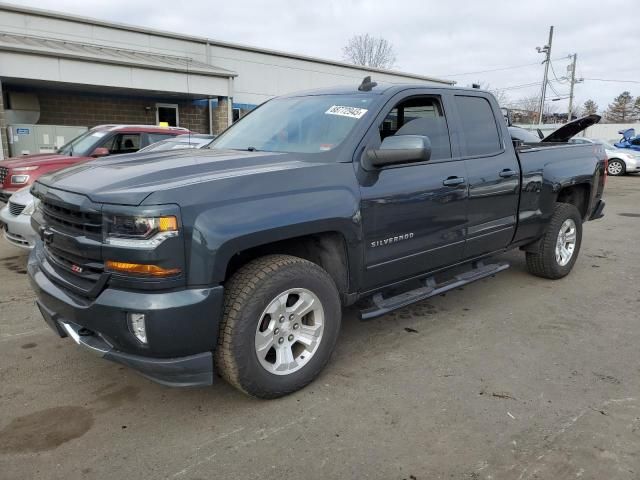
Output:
246,146,258,152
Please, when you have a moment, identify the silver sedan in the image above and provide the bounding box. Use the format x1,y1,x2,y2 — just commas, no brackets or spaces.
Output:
0,186,38,250
569,137,640,176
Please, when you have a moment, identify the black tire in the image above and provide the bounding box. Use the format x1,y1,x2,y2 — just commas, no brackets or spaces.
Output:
607,159,626,176
525,203,583,279
215,254,341,398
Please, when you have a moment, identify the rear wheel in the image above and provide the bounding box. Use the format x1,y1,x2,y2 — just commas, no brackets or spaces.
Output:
607,159,625,176
525,202,583,279
215,255,341,398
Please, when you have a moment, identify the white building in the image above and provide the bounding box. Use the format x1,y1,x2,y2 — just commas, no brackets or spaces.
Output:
0,3,452,159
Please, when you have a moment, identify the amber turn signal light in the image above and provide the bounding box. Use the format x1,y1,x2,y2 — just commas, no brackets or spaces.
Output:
158,216,178,232
105,260,181,277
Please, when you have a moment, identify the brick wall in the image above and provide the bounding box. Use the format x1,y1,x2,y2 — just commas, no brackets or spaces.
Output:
212,97,230,134
0,81,8,159
7,88,217,135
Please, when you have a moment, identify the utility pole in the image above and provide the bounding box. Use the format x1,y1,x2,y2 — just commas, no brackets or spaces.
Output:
536,26,554,125
566,53,583,121
567,54,577,121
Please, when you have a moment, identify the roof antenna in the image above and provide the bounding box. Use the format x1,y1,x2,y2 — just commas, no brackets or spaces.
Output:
358,76,377,92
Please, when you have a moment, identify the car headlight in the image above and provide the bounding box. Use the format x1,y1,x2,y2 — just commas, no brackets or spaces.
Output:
10,175,30,184
104,215,179,248
12,166,39,172
21,200,38,216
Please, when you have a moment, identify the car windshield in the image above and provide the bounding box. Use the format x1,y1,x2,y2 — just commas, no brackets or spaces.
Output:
57,130,109,156
210,95,375,154
140,137,212,152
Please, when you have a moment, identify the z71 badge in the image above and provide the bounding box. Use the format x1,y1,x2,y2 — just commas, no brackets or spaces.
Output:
370,233,414,248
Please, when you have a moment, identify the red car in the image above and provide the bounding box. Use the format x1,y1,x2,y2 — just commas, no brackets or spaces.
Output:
0,124,189,202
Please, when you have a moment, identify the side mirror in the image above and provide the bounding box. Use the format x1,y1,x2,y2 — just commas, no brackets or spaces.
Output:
366,135,431,168
90,147,110,158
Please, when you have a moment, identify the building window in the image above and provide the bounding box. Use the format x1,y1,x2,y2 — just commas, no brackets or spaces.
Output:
156,103,179,127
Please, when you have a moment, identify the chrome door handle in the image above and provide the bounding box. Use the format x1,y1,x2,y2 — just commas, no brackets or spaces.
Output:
442,176,465,187
499,169,517,178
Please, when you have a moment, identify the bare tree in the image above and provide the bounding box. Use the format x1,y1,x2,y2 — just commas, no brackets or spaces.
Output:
507,95,541,124
342,34,397,70
476,82,510,106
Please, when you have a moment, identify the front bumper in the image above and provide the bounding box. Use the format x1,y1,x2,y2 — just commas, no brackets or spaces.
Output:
624,159,640,172
0,206,36,250
28,249,225,387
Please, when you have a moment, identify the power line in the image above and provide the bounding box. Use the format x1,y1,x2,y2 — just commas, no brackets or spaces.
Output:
582,78,640,84
436,62,539,77
549,60,568,84
495,78,567,92
435,57,569,78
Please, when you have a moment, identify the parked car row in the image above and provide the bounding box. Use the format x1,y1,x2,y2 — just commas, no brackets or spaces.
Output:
0,126,214,250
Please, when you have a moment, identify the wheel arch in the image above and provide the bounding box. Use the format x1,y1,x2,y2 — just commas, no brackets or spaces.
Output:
223,231,354,304
555,183,591,220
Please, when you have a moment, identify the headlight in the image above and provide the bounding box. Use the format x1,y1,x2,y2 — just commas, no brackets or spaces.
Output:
104,215,179,248
21,199,38,216
10,175,29,184
12,166,39,172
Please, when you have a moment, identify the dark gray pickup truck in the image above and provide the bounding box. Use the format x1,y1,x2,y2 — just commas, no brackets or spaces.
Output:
28,78,606,398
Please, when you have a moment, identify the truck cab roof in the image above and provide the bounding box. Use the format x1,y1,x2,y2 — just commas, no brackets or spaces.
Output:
280,82,484,99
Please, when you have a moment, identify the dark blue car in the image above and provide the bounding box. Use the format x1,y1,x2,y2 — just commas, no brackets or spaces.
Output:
614,128,640,151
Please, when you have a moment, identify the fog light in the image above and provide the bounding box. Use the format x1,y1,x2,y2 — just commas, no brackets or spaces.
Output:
11,175,29,184
128,313,147,344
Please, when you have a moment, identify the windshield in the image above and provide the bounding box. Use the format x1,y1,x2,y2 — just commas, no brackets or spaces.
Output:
57,130,109,156
140,138,212,152
210,95,374,154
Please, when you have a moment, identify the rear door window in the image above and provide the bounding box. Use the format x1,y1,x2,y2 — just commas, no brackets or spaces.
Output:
454,96,502,157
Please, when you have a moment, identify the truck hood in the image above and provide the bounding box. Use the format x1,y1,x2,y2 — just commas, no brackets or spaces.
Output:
35,149,317,205
541,114,601,143
0,153,85,169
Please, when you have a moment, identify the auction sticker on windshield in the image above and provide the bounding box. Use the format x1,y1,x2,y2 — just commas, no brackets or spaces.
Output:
325,105,368,119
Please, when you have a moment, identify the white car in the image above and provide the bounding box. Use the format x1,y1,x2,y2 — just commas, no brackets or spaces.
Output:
569,137,640,176
0,186,38,250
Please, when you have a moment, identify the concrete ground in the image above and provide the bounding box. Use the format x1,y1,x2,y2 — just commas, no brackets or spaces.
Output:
1,176,639,480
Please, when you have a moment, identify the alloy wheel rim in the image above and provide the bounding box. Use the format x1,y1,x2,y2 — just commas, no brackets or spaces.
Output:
608,161,623,175
555,218,577,266
254,288,325,375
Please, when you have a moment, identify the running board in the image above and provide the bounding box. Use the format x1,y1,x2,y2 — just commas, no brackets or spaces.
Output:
360,261,510,320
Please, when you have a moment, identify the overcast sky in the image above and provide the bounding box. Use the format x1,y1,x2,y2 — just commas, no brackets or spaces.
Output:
8,0,640,115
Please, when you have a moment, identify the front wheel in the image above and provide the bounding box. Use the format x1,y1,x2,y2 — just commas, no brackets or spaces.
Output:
607,159,625,176
215,255,341,398
525,203,583,279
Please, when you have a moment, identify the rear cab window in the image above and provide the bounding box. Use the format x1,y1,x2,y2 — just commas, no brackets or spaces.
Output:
454,95,503,157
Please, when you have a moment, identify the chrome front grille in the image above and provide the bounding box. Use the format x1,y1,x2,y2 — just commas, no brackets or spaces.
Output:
0,166,7,185
8,201,26,216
